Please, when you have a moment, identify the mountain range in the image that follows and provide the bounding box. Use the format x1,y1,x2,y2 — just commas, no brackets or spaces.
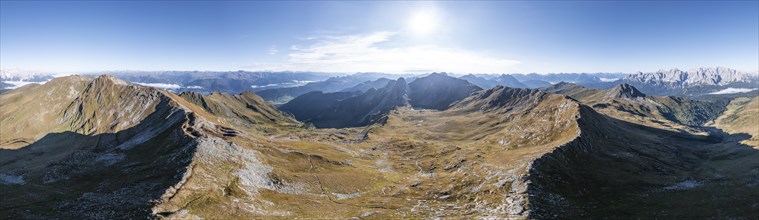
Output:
3,67,756,98
1,73,757,218
618,67,759,96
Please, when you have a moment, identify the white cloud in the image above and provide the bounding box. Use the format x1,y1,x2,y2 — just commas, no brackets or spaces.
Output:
248,32,520,73
268,46,279,55
708,87,757,95
2,81,45,89
133,82,182,89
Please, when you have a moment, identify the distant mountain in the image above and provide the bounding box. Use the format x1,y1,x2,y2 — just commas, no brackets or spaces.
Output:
492,74,528,88
300,78,409,128
0,70,333,93
620,67,759,96
0,69,56,81
255,73,400,105
520,79,552,88
512,72,626,84
109,71,331,93
624,67,756,87
278,91,361,122
459,74,529,89
340,78,392,92
460,73,621,90
281,73,482,128
459,74,498,89
409,73,482,110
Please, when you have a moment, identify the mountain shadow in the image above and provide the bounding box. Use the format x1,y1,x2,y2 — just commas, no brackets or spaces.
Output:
0,105,199,219
408,73,482,110
526,105,759,218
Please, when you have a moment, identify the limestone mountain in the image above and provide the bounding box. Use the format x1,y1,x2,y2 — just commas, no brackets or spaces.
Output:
621,67,759,96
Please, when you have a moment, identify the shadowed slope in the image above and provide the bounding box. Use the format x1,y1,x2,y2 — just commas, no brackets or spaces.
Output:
0,75,167,149
408,73,482,110
528,105,759,218
278,91,360,122
0,76,204,218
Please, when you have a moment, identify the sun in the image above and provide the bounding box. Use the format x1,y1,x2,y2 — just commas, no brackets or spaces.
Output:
408,10,440,36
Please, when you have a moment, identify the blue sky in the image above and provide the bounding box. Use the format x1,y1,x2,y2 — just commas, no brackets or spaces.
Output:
1,1,757,74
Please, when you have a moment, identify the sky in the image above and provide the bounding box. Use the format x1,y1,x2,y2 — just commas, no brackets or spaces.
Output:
1,1,758,74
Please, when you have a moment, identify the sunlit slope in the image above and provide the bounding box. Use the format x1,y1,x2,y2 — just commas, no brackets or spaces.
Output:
1,76,756,219
542,82,725,131
0,75,172,149
0,75,202,218
707,96,759,147
0,75,291,218
151,85,585,219
178,90,300,132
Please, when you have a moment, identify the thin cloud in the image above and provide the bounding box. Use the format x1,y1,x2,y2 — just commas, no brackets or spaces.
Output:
268,46,279,55
249,32,520,73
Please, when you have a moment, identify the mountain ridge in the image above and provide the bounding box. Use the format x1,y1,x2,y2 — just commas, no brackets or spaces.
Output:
1,74,757,219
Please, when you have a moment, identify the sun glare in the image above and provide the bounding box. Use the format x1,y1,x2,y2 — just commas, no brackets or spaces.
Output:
408,10,439,36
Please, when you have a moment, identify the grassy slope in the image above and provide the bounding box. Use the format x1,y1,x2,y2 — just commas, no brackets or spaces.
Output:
707,96,759,147
2,76,757,219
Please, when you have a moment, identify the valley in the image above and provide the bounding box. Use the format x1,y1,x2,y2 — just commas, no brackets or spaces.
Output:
1,73,757,219
2,1,758,218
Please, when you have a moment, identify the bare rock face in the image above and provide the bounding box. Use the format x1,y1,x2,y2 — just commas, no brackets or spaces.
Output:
624,67,758,87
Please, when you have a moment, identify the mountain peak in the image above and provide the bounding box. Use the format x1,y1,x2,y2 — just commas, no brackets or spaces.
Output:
409,73,482,110
428,72,449,78
624,66,757,87
92,74,130,86
452,86,551,112
607,83,646,98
